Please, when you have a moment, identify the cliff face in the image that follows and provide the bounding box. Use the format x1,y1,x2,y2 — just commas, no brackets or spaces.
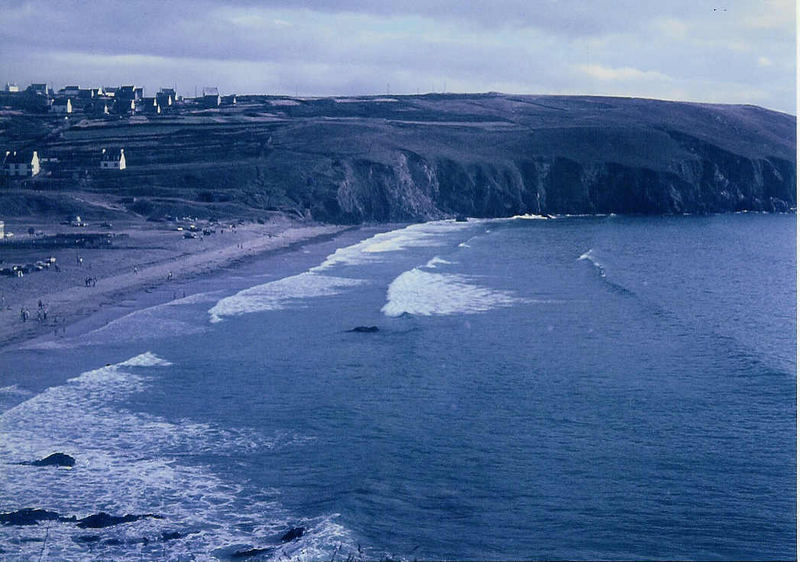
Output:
5,93,795,222
323,146,795,222
299,97,796,222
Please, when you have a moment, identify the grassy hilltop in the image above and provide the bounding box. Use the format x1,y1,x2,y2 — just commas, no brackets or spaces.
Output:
0,93,795,222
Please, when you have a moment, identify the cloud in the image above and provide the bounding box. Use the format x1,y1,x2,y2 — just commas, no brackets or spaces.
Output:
577,64,672,82
0,0,794,113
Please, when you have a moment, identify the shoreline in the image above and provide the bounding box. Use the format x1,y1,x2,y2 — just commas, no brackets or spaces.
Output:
0,220,356,354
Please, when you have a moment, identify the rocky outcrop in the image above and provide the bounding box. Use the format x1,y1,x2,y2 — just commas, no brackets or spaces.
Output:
28,453,76,467
75,512,162,529
0,508,161,528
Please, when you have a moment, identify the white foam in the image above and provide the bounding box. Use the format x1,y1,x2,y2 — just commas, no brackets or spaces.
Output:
0,353,357,560
578,249,606,277
0,384,31,396
119,352,172,367
208,273,364,323
381,268,521,317
209,220,476,323
511,213,549,220
424,256,453,269
311,220,472,273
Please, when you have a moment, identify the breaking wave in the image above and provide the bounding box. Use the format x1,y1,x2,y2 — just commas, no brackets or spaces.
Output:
210,220,476,323
424,256,453,269
209,273,365,323
0,352,357,560
381,268,521,317
578,249,606,278
311,220,472,273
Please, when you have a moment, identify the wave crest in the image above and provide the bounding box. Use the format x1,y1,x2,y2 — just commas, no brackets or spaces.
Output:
381,268,520,317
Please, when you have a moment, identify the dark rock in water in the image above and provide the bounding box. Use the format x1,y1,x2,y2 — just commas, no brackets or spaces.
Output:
0,508,63,526
280,527,304,542
76,512,162,529
232,546,274,559
104,538,124,546
348,326,379,333
31,453,75,467
455,214,469,222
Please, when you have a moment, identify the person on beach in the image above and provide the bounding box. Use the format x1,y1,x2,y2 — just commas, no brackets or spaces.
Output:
168,271,173,281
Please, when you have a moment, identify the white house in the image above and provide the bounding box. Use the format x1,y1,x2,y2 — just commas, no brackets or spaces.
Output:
100,148,126,170
51,98,72,114
3,150,40,176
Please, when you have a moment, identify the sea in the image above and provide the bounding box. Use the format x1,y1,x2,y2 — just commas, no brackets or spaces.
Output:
0,213,795,561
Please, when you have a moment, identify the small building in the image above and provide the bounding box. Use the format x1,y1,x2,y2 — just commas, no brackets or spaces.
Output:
221,94,237,106
27,83,48,96
100,148,126,170
60,85,81,97
3,150,40,176
117,85,136,101
4,83,19,93
140,97,161,114
156,88,175,107
201,87,221,108
51,98,72,114
88,98,112,116
114,97,135,115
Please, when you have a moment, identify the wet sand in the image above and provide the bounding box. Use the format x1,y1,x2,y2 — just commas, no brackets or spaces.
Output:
0,217,351,352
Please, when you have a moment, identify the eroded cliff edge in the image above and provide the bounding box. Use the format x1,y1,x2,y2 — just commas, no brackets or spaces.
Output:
2,94,794,222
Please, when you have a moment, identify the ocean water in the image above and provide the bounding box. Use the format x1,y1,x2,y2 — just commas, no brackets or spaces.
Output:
0,214,795,561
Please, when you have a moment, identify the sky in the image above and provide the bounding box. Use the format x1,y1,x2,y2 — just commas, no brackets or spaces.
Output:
0,0,796,113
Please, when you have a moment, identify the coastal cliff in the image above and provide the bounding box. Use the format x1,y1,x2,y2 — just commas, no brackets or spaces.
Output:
1,94,795,221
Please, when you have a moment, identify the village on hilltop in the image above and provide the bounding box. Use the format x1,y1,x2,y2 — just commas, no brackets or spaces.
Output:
1,81,237,179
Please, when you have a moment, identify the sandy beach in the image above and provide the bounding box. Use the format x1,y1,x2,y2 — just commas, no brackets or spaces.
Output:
0,216,351,352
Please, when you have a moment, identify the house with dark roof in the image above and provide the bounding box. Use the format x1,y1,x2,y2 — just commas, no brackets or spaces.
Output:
157,88,175,107
60,85,81,97
200,87,221,108
114,97,135,115
3,150,40,177
27,83,48,96
100,148,126,170
140,97,161,115
51,98,72,114
117,85,136,100
88,98,112,116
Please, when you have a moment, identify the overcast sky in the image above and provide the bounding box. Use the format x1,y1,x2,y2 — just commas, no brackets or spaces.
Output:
1,0,795,113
